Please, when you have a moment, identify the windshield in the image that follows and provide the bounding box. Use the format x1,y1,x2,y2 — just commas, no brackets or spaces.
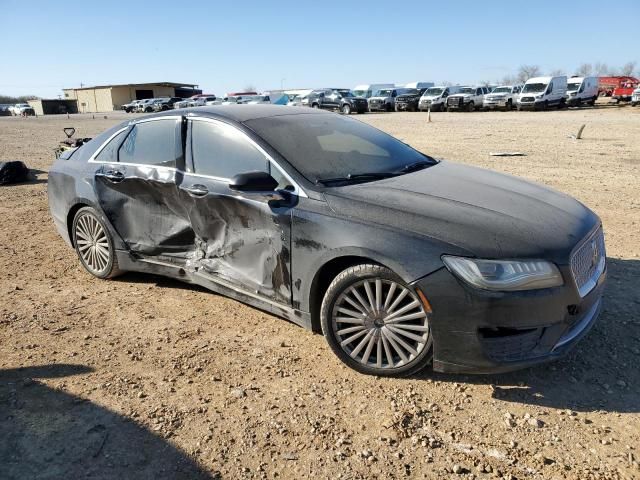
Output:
245,113,433,184
522,82,547,93
374,89,393,96
459,87,475,94
401,89,420,96
352,90,367,97
424,88,444,96
338,90,354,97
567,82,581,91
492,87,511,93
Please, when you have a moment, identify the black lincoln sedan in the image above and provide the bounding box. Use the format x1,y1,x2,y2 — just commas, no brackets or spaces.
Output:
48,105,606,376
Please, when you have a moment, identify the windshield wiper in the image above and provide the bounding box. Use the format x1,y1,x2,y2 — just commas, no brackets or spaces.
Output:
397,159,435,173
316,172,396,186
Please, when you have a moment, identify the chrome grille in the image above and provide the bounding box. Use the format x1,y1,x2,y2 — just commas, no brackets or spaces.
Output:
571,227,606,297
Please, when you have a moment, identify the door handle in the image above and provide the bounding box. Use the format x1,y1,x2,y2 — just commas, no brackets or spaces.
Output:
182,184,208,197
97,169,125,183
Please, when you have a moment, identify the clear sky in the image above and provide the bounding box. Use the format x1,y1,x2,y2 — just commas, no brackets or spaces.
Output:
1,0,638,98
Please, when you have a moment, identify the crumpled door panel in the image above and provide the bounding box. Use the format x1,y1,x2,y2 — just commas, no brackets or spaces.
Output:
178,179,292,305
94,165,194,256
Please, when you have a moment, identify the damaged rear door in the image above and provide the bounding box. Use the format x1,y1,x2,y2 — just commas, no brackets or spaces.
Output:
178,117,293,305
92,116,194,258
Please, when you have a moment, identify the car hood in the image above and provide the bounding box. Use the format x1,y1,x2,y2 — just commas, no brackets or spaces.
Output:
396,94,420,100
449,93,473,98
369,96,390,101
323,161,598,263
486,93,508,99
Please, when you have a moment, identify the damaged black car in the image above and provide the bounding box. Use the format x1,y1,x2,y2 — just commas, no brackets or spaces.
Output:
48,106,606,376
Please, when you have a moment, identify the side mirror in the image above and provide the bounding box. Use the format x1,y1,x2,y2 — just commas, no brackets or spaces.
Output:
229,171,290,204
229,171,278,192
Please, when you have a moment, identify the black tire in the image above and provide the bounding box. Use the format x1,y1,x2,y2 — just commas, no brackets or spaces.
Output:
72,206,122,279
320,264,433,377
341,104,351,115
311,103,320,109
517,104,522,111
505,100,512,111
467,101,475,112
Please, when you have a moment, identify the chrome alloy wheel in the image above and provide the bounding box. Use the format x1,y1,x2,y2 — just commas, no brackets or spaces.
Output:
331,278,430,369
74,212,111,274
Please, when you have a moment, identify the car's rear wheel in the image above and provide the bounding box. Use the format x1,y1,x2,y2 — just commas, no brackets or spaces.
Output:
72,207,121,279
341,104,351,114
320,264,433,376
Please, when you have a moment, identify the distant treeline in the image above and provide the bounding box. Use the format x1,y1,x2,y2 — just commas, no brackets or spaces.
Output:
0,95,40,104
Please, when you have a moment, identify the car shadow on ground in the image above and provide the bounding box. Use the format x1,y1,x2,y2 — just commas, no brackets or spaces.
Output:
0,364,214,479
113,271,211,294
416,257,640,414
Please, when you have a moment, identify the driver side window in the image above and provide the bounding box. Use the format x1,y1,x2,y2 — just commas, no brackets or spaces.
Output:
190,120,269,179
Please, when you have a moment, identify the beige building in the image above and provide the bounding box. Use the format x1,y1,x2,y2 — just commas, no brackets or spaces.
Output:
62,82,200,113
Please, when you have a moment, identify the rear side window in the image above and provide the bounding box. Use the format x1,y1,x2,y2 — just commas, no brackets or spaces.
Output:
118,119,181,167
94,129,128,163
191,120,268,178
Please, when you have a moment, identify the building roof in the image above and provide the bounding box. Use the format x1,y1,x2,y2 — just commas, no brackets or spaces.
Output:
64,82,199,91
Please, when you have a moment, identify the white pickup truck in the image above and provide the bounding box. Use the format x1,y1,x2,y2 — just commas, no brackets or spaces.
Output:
483,85,522,110
446,86,490,111
9,103,35,116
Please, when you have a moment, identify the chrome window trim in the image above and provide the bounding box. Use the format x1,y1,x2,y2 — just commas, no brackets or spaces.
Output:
88,126,129,163
188,116,308,198
87,115,308,198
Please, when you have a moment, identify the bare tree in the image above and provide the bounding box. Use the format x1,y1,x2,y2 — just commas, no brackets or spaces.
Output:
549,68,565,76
620,62,637,76
501,74,518,85
517,65,541,83
594,62,612,75
243,84,257,92
0,94,39,103
575,63,593,76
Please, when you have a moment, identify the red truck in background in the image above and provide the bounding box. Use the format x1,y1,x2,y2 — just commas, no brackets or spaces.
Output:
598,76,639,101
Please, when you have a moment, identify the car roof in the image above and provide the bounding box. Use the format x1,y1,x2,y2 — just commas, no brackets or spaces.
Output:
166,104,329,122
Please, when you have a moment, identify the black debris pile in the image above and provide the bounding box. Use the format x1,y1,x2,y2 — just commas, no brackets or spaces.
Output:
0,161,30,185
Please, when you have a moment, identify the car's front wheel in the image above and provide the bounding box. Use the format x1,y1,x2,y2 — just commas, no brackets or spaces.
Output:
320,264,433,376
72,207,121,279
341,104,351,114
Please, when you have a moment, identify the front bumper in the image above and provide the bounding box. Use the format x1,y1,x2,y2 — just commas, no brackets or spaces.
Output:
517,100,543,110
484,99,509,109
368,101,390,111
396,101,418,111
414,264,606,374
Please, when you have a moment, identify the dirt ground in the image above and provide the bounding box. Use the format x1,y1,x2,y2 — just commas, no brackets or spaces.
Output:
1,106,639,480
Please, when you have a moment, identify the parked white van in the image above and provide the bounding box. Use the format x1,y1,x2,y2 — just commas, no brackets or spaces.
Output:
517,76,567,110
352,84,394,99
404,81,434,90
418,86,461,111
566,76,598,106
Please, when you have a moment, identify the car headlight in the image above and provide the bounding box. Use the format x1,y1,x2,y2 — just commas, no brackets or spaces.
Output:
442,256,563,291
